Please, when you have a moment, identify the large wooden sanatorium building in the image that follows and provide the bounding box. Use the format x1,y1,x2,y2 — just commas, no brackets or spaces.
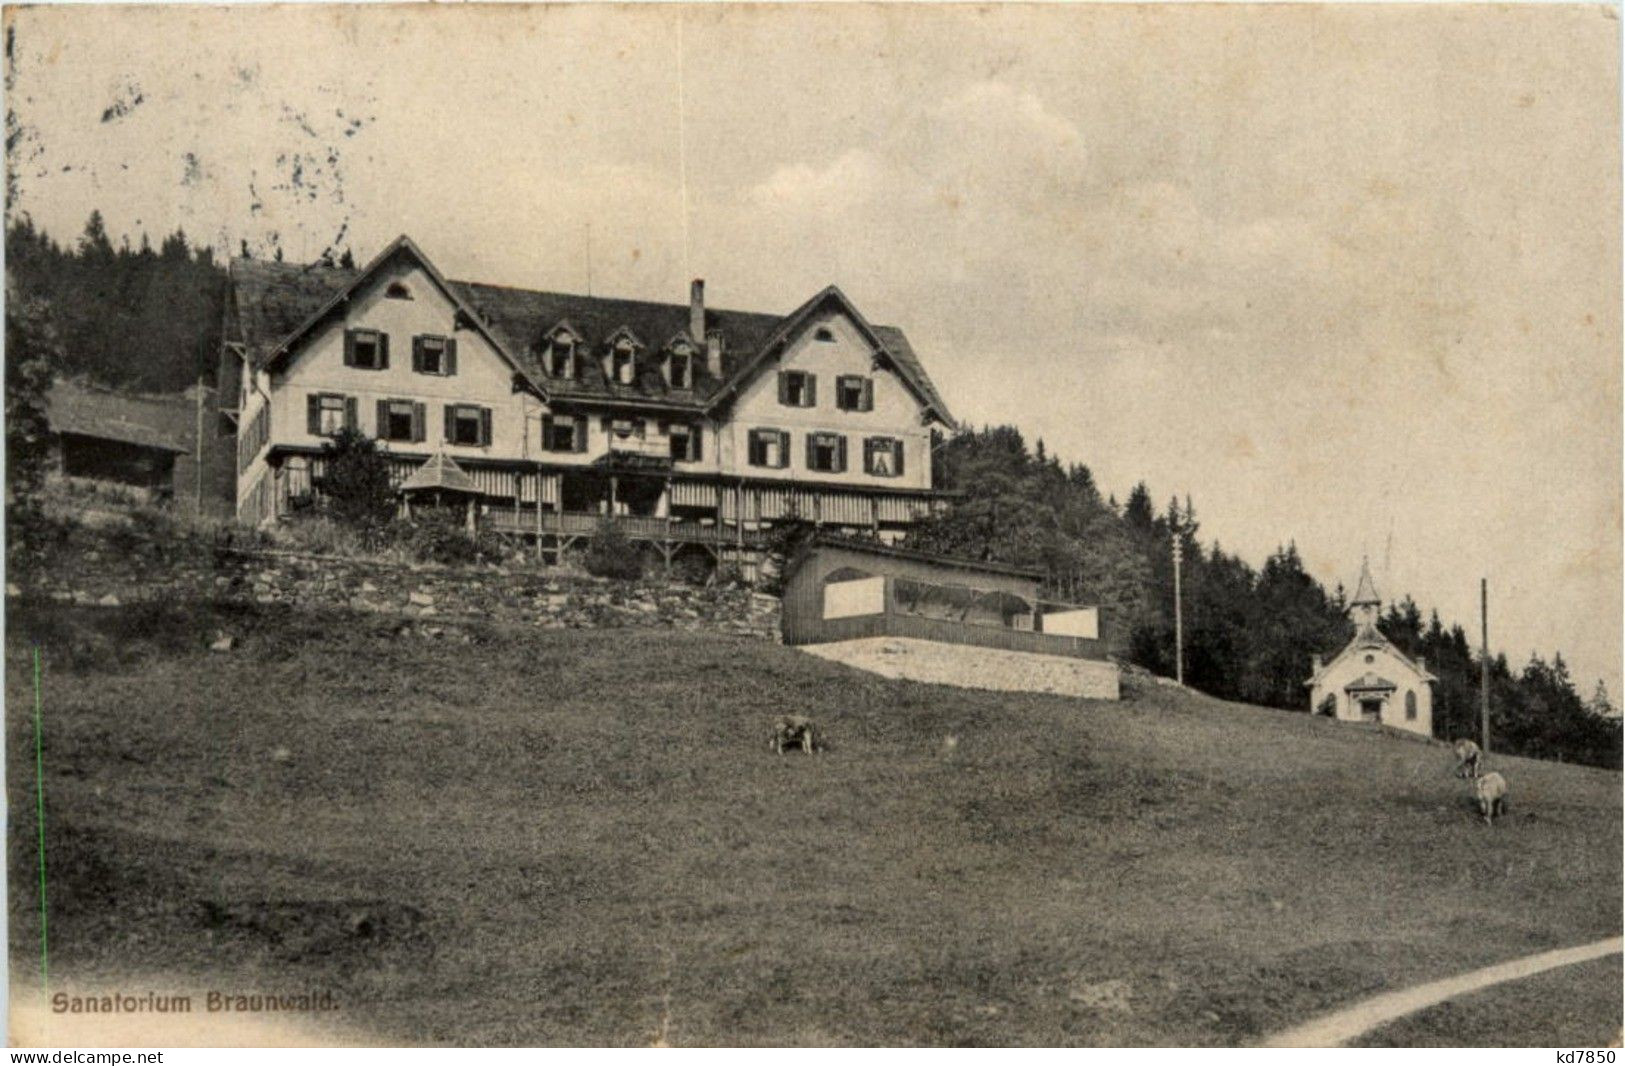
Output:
218,236,958,566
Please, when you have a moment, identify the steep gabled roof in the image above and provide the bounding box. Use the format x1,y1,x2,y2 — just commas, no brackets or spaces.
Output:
235,236,534,387
706,285,955,428
1307,621,1438,688
226,241,954,423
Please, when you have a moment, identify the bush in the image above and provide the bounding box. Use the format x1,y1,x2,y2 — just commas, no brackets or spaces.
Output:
671,550,715,587
583,517,646,581
392,509,506,567
758,513,817,594
314,429,395,531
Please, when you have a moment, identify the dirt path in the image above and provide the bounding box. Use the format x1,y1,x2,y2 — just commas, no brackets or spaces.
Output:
1262,935,1624,1047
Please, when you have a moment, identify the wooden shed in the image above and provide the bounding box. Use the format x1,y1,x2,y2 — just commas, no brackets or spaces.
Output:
780,536,1109,660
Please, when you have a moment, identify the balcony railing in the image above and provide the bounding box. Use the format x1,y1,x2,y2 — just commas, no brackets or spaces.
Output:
482,509,767,547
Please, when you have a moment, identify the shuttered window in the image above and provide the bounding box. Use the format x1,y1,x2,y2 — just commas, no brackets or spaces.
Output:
377,399,425,443
412,334,457,376
749,428,789,469
541,413,586,453
669,423,702,463
306,393,356,437
807,432,846,473
836,374,873,411
864,436,904,477
343,329,388,370
444,404,492,447
778,370,816,408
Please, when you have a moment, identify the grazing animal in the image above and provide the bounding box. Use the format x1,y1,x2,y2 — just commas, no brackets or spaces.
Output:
772,714,818,755
1473,770,1508,825
1452,738,1482,779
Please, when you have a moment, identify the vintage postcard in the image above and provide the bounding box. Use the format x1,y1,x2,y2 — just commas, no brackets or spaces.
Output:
4,1,1620,1051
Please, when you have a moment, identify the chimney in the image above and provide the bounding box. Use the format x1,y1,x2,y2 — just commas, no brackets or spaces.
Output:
1312,653,1324,673
689,279,705,348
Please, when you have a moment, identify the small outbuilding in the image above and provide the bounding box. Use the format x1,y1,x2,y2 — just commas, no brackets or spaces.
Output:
780,536,1119,699
780,535,1107,658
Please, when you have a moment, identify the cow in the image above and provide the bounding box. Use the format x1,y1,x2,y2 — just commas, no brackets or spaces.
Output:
1452,738,1482,779
1473,770,1509,825
772,714,818,755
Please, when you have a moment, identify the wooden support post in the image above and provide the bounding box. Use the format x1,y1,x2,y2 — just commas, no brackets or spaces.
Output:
1480,577,1491,755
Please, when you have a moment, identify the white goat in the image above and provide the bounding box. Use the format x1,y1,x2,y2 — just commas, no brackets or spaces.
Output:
1452,738,1482,779
1473,770,1508,825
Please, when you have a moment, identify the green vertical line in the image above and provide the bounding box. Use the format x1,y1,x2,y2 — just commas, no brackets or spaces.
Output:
33,645,48,991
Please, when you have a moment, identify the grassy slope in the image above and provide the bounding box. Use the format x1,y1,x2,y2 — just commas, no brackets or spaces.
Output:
1353,956,1622,1048
8,601,1621,1046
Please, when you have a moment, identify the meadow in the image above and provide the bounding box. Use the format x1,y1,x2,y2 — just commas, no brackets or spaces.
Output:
8,598,1619,1045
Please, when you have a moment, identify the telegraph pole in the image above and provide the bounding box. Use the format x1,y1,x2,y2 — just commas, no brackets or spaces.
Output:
1480,578,1490,754
1172,532,1185,687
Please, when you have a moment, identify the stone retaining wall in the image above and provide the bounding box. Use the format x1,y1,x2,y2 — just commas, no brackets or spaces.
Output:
8,543,781,641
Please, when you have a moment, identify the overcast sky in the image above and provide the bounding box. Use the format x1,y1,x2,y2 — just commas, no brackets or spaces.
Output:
7,3,1620,697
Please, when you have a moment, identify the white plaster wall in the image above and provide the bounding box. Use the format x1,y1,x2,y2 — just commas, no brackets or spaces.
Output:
273,261,531,461
1044,608,1100,640
823,576,886,619
720,309,932,488
1311,646,1433,736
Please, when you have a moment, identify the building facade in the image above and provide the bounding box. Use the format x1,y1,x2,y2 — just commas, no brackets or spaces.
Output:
1306,559,1436,737
218,236,957,564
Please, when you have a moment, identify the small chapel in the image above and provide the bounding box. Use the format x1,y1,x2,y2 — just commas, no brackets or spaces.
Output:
1306,558,1437,737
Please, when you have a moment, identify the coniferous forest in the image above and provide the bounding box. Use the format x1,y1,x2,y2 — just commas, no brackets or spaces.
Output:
6,212,230,393
6,213,1621,768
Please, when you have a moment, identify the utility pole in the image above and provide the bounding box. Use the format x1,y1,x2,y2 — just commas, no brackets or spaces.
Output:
1480,577,1490,754
1172,531,1185,687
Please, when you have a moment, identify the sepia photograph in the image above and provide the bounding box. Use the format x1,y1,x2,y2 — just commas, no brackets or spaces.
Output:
2,0,1620,1050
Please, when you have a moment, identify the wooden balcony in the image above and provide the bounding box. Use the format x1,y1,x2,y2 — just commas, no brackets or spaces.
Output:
481,509,768,548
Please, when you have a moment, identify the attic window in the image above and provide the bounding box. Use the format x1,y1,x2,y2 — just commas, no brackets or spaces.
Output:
815,327,835,342
836,375,873,412
669,348,693,389
611,341,636,385
546,336,576,377
779,370,815,408
386,282,412,300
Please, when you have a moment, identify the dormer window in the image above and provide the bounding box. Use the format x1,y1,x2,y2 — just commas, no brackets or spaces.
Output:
385,282,412,300
662,337,696,390
546,336,576,378
611,340,637,385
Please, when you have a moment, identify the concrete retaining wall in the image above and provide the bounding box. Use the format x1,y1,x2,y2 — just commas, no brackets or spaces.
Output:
799,636,1121,700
